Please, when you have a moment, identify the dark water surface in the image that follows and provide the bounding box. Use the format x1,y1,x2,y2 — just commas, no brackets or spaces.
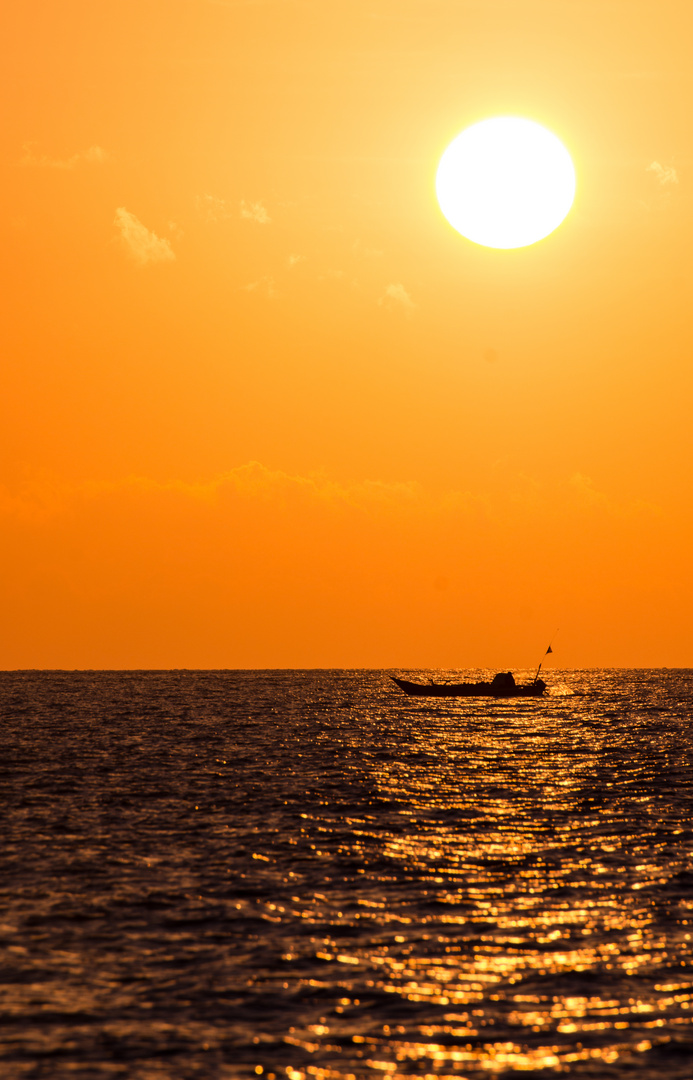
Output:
1,669,692,1079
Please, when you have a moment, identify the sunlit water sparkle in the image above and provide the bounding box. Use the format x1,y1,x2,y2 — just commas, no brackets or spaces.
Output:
1,669,692,1078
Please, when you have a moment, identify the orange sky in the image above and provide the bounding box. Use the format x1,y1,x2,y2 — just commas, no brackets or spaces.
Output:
1,0,692,669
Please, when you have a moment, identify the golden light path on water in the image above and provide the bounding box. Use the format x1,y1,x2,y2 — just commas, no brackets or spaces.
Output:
236,671,693,1080
1,669,692,1078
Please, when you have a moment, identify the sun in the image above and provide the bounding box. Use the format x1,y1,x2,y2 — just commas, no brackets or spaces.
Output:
436,117,576,249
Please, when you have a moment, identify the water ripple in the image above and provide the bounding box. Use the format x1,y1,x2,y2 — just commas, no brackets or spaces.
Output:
1,669,692,1077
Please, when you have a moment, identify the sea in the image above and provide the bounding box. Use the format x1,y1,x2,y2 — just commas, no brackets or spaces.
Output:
1,669,692,1080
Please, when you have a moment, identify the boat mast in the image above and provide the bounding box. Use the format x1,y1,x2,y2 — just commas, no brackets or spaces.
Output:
534,629,559,682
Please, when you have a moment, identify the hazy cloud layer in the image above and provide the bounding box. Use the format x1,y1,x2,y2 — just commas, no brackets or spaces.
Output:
114,208,176,265
20,143,108,169
0,462,673,669
0,463,424,525
647,161,678,185
0,461,658,527
240,199,271,224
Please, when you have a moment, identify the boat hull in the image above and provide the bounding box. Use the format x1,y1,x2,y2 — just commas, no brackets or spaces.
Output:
391,676,546,698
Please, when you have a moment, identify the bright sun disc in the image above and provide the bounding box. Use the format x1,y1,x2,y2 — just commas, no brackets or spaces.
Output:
436,117,576,249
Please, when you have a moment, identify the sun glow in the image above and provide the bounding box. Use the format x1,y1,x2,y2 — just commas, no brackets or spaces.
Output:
436,117,576,249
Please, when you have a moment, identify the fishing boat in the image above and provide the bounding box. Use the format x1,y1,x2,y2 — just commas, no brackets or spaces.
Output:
391,671,547,698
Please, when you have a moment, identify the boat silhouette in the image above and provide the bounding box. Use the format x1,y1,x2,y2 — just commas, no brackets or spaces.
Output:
391,671,547,698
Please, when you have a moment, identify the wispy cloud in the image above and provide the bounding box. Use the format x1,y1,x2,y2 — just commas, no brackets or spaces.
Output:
379,282,415,314
195,193,231,222
647,160,678,186
567,472,608,509
197,194,272,225
114,208,175,265
19,143,108,169
353,239,384,259
240,199,271,225
287,253,305,268
243,276,278,298
207,0,290,7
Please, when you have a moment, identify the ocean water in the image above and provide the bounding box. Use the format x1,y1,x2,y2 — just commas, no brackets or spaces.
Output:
1,669,692,1079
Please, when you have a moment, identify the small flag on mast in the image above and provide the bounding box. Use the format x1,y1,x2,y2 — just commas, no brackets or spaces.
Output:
546,645,553,655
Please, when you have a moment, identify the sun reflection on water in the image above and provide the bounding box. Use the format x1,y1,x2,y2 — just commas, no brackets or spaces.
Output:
238,672,693,1078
